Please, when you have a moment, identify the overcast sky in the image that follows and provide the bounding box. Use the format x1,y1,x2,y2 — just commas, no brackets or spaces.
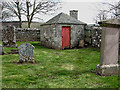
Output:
40,2,98,24
37,0,120,24
6,0,120,24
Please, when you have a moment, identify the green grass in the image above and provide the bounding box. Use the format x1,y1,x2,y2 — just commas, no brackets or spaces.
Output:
0,41,2,45
2,42,119,88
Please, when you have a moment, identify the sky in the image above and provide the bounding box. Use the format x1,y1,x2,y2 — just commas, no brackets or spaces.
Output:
61,0,119,2
39,2,98,24
5,0,120,24
38,0,120,24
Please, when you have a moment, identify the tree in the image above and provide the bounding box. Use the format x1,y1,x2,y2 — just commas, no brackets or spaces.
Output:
2,0,24,28
95,10,108,23
2,0,61,28
94,2,109,24
22,0,61,28
0,1,2,21
0,2,11,21
106,1,120,19
1,3,13,21
96,1,120,23
94,1,120,23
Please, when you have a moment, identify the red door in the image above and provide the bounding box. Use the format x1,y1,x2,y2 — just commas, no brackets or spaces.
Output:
62,26,71,49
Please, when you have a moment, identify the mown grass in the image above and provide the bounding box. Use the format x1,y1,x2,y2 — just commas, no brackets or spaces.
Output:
2,42,119,88
0,41,2,45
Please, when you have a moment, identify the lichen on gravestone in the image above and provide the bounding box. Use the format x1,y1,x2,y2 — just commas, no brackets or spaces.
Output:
0,45,4,55
18,43,35,63
2,25,17,47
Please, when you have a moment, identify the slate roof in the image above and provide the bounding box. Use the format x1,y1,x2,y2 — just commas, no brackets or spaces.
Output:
41,12,86,25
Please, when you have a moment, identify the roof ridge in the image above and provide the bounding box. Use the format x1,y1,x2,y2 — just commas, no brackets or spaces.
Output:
41,12,86,25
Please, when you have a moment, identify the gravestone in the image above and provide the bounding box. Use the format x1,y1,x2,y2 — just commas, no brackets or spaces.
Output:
18,43,35,63
3,25,17,47
0,45,4,55
96,19,120,76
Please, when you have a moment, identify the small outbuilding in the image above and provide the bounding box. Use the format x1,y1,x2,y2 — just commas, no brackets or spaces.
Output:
40,10,86,49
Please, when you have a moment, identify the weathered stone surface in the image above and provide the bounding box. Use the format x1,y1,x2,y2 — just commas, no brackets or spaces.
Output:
0,23,2,41
16,28,40,41
18,43,35,63
96,21,119,76
70,10,78,20
100,27,119,65
40,24,85,49
2,25,17,47
96,64,119,76
78,40,84,48
0,45,4,55
84,25,102,48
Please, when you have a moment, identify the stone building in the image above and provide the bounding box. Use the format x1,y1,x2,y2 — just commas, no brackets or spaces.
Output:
40,10,86,49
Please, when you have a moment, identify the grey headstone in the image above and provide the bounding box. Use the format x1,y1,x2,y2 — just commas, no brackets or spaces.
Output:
0,45,4,55
3,25,17,47
18,43,35,63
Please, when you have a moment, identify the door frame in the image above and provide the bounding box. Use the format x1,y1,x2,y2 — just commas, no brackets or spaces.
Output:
62,26,71,49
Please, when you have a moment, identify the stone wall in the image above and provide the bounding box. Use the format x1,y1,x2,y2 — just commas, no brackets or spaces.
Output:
40,24,61,49
15,28,40,41
40,24,85,49
85,25,120,49
84,25,102,48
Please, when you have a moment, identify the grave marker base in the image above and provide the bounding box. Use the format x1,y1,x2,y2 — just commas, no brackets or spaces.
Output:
96,64,119,76
3,42,17,48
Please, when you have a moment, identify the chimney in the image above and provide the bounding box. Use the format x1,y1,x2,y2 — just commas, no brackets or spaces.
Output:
70,10,78,20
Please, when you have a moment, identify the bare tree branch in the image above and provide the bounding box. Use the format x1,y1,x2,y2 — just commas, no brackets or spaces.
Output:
94,1,120,23
2,0,61,28
23,0,61,28
2,0,24,28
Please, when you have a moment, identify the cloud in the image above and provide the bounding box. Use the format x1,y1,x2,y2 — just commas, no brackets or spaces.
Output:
61,0,120,2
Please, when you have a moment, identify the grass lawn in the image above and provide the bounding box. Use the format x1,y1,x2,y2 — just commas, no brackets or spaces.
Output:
2,41,119,88
0,41,2,45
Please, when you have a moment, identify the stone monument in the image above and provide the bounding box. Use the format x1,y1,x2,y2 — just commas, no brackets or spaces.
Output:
18,43,35,63
2,25,17,47
96,19,120,76
0,45,4,55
